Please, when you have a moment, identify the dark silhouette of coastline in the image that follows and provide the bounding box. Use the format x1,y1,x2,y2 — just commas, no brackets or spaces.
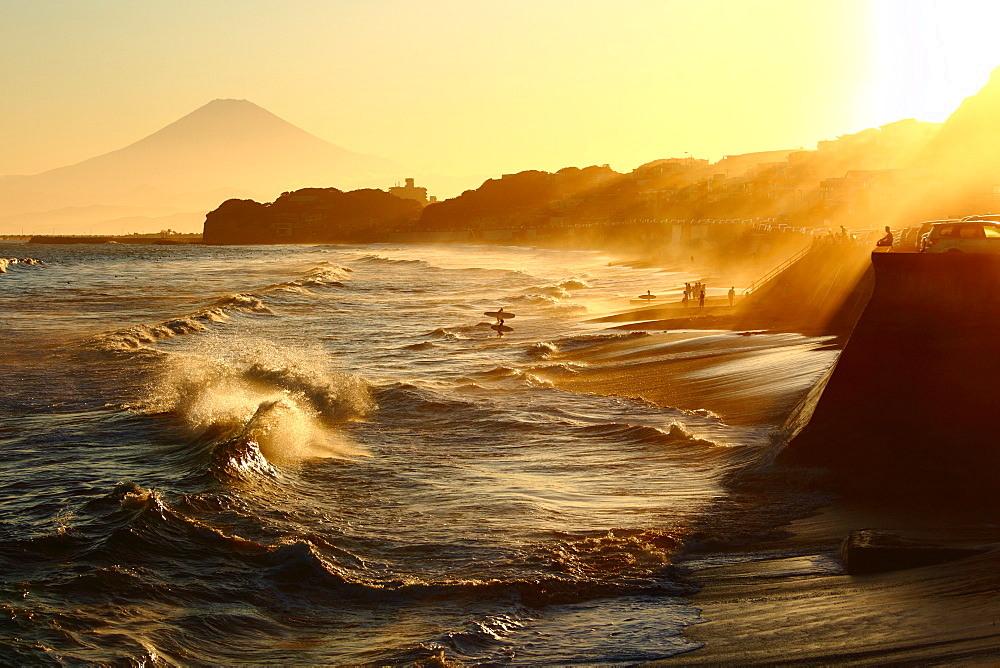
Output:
11,66,1000,239
203,187,422,244
194,66,1000,251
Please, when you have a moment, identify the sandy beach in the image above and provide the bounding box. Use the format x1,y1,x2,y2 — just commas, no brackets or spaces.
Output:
655,494,1000,665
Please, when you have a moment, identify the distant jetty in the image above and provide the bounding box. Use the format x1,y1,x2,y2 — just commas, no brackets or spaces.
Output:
26,234,202,245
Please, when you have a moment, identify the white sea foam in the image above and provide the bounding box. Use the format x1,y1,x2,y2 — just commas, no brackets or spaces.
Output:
107,319,209,349
211,293,273,314
525,342,559,359
144,340,373,463
0,257,42,273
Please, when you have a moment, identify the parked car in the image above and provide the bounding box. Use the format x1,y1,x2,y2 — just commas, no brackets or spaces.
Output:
920,220,1000,253
915,219,959,251
897,225,922,251
961,214,1000,223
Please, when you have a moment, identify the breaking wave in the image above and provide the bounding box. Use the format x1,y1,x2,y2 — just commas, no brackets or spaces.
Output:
94,293,274,351
529,528,679,578
90,256,354,352
208,293,273,315
140,340,373,466
578,422,719,449
282,263,351,290
0,256,43,273
553,330,651,352
99,318,210,350
476,366,554,387
356,254,431,268
525,341,559,359
559,277,591,290
427,325,488,340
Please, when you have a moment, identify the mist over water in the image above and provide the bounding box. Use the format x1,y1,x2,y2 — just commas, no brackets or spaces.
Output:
0,242,834,664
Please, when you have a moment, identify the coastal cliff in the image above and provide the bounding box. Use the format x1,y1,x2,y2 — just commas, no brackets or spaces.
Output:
781,252,1000,487
202,187,422,244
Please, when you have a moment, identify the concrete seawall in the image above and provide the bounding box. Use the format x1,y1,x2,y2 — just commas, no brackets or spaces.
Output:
736,240,873,338
780,252,1000,487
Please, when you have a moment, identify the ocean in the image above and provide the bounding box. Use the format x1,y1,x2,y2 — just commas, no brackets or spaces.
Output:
0,242,837,665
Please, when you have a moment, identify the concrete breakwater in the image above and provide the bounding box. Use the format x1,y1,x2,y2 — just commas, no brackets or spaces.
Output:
781,252,1000,488
26,235,200,245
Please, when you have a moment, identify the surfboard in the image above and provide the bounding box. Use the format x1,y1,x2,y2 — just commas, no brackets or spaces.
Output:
490,324,513,332
637,294,656,300
484,311,515,319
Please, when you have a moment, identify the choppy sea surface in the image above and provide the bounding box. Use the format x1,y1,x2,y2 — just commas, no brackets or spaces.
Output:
0,242,836,665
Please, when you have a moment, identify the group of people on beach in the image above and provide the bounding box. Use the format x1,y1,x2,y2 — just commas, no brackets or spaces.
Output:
681,282,738,308
682,281,706,308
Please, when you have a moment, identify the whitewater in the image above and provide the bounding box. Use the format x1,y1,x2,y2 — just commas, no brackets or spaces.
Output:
0,242,837,664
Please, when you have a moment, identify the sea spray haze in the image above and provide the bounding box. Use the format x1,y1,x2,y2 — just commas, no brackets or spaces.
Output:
0,241,835,664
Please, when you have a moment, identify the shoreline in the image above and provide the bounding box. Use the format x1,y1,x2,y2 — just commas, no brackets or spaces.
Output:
569,247,1000,665
653,493,1000,665
543,324,1000,665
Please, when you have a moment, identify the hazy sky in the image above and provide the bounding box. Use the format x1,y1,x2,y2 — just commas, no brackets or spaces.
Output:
3,0,1000,196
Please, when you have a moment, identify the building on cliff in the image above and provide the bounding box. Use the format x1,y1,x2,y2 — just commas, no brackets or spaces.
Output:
389,178,432,205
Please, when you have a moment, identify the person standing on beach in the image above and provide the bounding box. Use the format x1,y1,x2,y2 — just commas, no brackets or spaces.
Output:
728,286,735,307
699,287,705,308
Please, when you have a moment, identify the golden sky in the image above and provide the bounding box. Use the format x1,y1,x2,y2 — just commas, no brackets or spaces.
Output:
2,0,999,197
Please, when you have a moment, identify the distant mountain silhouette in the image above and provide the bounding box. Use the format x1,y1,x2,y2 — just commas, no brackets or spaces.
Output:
1,99,399,196
0,99,401,233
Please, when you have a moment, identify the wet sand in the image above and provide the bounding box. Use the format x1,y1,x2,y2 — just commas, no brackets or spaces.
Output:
542,311,839,427
656,496,1000,665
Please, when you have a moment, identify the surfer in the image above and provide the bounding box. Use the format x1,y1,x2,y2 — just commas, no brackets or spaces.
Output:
486,306,513,337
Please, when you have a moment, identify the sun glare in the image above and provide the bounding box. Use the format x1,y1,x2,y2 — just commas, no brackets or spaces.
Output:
872,0,1000,124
